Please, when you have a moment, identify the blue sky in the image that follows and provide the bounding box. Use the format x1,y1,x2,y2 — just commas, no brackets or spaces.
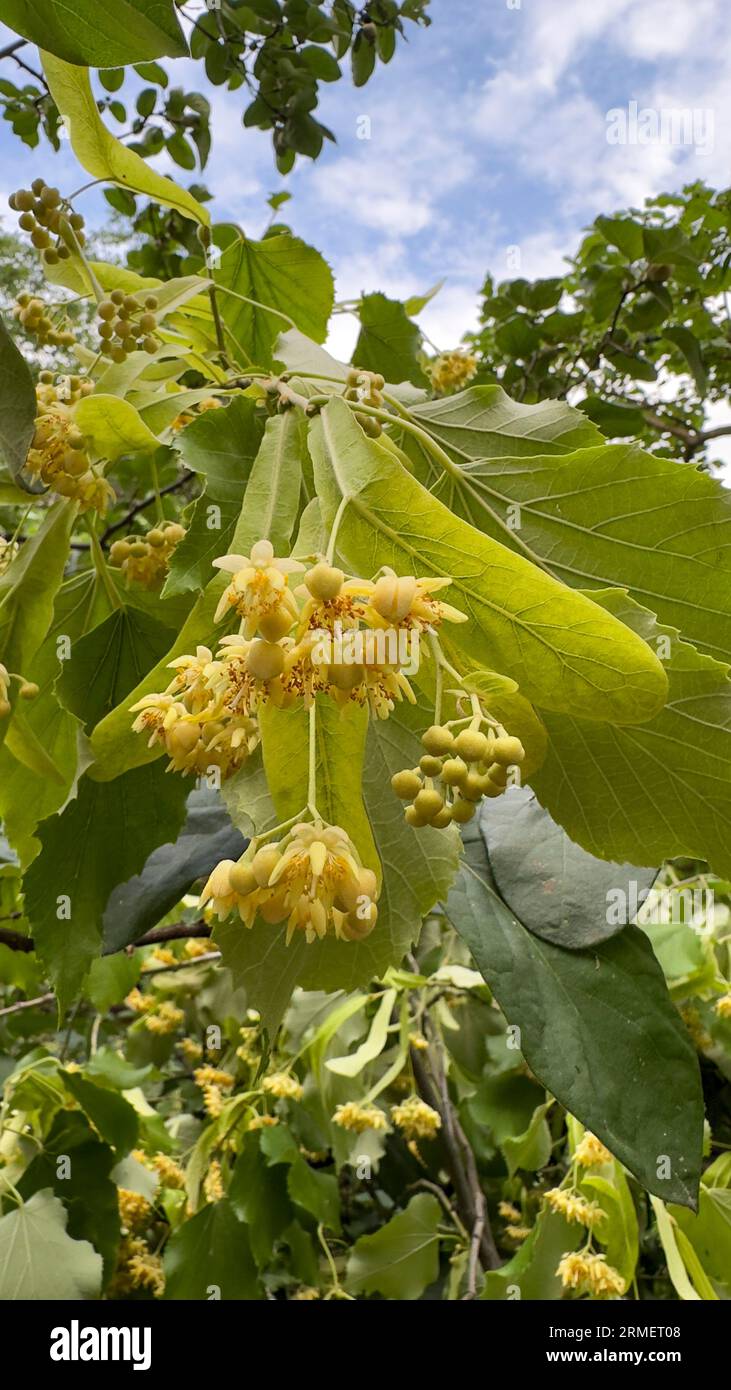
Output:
0,0,729,361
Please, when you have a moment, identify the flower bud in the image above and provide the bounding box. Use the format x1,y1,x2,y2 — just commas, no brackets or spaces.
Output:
490,736,525,766
304,562,344,601
251,845,282,887
421,725,454,756
391,769,422,800
245,639,285,681
454,728,490,762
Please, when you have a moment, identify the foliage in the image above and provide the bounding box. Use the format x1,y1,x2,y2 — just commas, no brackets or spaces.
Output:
0,1,431,172
0,24,729,1302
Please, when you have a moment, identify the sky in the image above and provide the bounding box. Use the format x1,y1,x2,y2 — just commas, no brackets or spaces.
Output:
0,0,730,363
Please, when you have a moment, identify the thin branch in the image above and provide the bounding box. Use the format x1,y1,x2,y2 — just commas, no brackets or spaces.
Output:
0,919,212,957
0,991,54,1020
100,472,193,544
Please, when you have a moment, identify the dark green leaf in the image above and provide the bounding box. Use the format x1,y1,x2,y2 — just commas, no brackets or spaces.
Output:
447,822,704,1208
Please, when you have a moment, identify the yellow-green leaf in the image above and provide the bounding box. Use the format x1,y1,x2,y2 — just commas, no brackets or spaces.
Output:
309,398,668,726
75,394,159,460
42,55,209,225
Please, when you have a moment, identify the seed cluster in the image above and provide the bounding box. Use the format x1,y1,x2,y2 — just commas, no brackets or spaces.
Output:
96,290,161,362
12,295,75,349
344,367,385,438
109,522,186,590
391,722,526,829
9,179,86,266
28,378,113,514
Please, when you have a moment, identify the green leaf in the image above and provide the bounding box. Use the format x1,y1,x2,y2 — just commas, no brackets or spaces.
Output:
0,569,107,862
447,822,704,1208
407,383,602,460
0,1189,103,1300
0,502,76,743
287,1157,341,1232
58,604,175,731
673,1186,731,1292
103,787,244,952
16,1111,120,1283
410,423,731,667
42,55,208,224
3,0,187,65
481,1208,581,1300
309,398,668,725
583,1164,639,1287
163,1199,261,1299
532,591,731,877
595,215,644,261
345,1194,441,1299
63,1070,139,1156
24,761,188,1012
663,325,707,394
216,696,461,1023
164,398,266,596
502,1101,553,1177
326,987,396,1076
228,1132,291,1267
480,788,657,947
0,315,38,492
74,394,160,460
214,225,334,367
353,292,427,387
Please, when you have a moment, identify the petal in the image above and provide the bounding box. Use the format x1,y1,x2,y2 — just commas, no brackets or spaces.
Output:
212,554,249,574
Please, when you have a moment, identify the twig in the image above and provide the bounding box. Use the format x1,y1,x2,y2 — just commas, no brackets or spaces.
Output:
0,919,212,957
0,992,54,1020
100,473,193,544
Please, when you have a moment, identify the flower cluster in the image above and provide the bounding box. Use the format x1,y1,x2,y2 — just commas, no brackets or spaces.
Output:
200,820,379,947
9,178,86,266
332,1102,389,1134
27,380,113,513
427,350,478,395
109,522,186,590
262,1072,303,1101
391,721,525,829
544,1187,605,1228
556,1251,626,1298
131,539,470,790
391,1096,442,1140
574,1132,613,1167
95,289,161,362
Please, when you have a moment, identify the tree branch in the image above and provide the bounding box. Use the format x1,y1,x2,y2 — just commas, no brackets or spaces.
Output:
0,919,212,956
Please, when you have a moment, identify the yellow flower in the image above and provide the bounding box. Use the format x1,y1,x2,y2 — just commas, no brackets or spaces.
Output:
178,1038,203,1064
127,1251,165,1297
194,1066,235,1089
248,1114,279,1131
0,538,18,576
332,1102,388,1134
505,1224,532,1242
262,1072,303,1101
144,1001,184,1034
203,821,380,947
125,987,155,1014
428,350,478,395
498,1200,522,1223
204,1160,225,1203
391,1096,442,1140
715,993,731,1020
291,1286,321,1301
574,1132,613,1167
212,539,303,634
360,571,467,634
151,1153,186,1190
184,937,211,959
118,1189,153,1233
557,1251,625,1298
544,1188,605,1228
